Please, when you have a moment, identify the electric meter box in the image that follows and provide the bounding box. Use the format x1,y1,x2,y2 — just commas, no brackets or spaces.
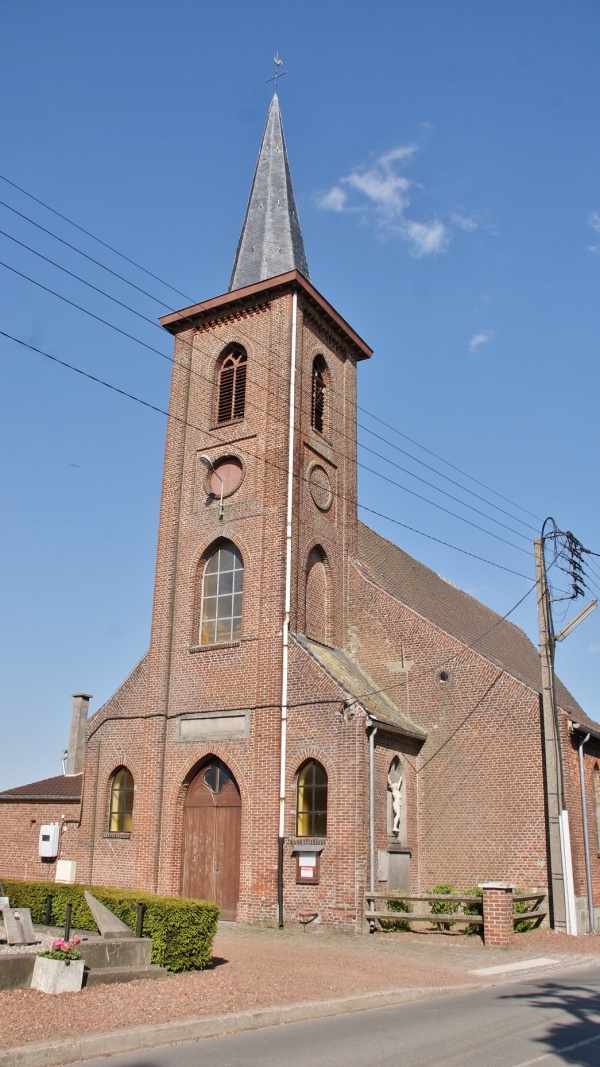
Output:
38,823,60,858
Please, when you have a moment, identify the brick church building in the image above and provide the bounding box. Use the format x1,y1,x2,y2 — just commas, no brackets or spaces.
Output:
2,94,600,933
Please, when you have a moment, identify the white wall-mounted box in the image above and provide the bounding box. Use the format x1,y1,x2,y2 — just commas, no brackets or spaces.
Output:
55,859,77,884
39,823,60,858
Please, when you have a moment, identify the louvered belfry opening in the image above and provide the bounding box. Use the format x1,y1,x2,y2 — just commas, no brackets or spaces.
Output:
311,356,326,434
218,346,247,423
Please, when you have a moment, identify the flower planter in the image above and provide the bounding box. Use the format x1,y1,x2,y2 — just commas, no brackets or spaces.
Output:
31,955,84,994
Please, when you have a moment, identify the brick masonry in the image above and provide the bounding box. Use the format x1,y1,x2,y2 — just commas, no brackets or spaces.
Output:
2,275,600,935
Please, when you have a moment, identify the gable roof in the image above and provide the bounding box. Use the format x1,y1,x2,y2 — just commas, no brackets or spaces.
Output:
356,522,599,731
294,633,426,740
0,774,82,800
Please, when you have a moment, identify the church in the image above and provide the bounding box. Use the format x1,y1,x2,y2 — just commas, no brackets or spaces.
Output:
2,94,600,934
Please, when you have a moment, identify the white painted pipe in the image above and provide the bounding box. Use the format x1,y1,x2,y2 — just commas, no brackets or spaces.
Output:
278,290,298,926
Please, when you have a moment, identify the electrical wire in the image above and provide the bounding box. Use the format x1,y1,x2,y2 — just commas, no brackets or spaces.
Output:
0,172,544,534
0,327,533,582
0,254,531,556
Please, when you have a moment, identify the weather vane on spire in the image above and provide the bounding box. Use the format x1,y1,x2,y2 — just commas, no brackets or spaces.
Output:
266,52,287,92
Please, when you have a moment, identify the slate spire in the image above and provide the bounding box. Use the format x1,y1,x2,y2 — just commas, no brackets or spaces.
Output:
229,93,310,291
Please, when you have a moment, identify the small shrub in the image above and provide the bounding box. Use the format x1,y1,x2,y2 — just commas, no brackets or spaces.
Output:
381,895,412,932
429,883,457,930
513,888,540,933
2,879,219,972
463,886,483,935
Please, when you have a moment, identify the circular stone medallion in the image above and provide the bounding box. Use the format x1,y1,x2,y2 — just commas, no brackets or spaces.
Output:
308,463,333,511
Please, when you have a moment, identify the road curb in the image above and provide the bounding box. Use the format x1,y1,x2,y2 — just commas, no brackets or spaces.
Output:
0,983,476,1066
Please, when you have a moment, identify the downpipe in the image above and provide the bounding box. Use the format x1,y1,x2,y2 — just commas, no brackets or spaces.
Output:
368,720,378,932
277,290,298,929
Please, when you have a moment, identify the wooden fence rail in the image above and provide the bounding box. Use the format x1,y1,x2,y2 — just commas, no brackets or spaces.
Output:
364,890,547,938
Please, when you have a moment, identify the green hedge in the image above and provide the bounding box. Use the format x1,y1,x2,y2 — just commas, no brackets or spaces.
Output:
2,879,219,973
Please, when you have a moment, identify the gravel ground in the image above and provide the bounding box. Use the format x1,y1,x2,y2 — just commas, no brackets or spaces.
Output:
1,923,599,1051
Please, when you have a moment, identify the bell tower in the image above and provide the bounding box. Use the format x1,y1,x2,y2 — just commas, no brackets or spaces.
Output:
140,93,371,917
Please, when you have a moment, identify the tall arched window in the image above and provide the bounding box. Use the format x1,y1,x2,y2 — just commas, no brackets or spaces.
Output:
109,767,134,833
217,346,247,422
296,759,328,836
200,541,244,645
305,545,331,646
311,356,326,434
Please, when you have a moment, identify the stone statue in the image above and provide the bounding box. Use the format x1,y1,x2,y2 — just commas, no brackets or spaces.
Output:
388,773,403,836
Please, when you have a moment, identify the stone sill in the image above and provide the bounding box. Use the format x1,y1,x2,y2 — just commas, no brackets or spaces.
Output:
102,832,132,840
190,641,241,653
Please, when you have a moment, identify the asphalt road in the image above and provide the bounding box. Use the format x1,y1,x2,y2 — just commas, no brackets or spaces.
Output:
78,963,600,1067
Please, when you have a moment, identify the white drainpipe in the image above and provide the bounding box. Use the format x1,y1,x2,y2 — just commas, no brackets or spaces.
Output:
278,290,298,928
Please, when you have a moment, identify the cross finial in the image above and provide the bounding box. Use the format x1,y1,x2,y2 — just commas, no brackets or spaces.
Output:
266,52,287,92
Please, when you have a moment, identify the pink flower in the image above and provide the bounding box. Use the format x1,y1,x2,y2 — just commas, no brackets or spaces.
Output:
70,936,81,947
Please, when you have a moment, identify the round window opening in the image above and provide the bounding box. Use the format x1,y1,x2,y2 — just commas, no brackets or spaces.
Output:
308,463,333,511
208,456,244,499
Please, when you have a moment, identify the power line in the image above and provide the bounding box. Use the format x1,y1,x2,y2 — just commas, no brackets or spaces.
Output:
359,441,530,543
358,406,543,524
0,171,544,533
1,327,533,582
358,420,538,533
0,254,530,556
0,226,162,331
0,177,188,301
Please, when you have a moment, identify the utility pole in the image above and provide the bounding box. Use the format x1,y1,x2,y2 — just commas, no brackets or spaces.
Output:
534,522,596,934
534,536,568,931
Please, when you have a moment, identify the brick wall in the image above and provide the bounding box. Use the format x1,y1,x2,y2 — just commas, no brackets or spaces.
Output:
0,799,81,882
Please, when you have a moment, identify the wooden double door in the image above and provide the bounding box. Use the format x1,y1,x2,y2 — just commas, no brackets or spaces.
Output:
182,759,241,920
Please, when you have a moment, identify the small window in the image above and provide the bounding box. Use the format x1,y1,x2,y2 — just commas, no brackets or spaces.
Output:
200,541,244,645
218,347,247,423
109,767,134,833
311,357,326,434
296,759,327,836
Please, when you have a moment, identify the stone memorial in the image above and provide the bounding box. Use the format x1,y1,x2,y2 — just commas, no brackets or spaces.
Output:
84,891,134,939
1,907,38,945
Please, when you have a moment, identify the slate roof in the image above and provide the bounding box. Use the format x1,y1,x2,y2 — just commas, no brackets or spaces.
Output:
356,522,600,732
0,774,82,800
294,633,426,739
229,93,310,291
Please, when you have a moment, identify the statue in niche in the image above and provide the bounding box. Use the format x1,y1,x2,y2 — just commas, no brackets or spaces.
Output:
387,768,403,837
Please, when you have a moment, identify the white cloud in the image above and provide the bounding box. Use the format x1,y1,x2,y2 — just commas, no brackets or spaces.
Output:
404,218,450,257
317,143,457,257
587,212,600,253
318,186,347,212
469,330,493,352
451,212,479,233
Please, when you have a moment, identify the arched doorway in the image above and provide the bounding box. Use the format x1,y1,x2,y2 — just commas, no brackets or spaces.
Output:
182,758,241,920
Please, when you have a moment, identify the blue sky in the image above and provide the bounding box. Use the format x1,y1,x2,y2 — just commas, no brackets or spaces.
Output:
1,1,599,789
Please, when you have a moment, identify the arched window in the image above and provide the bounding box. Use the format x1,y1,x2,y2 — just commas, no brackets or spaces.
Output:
305,545,331,645
217,346,247,422
200,541,244,646
296,759,328,836
109,767,134,833
311,356,326,434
